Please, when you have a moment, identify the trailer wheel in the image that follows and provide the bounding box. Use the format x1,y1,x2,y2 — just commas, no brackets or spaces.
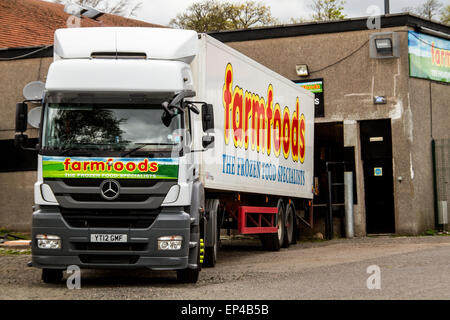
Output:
260,199,285,251
283,202,295,247
42,269,63,284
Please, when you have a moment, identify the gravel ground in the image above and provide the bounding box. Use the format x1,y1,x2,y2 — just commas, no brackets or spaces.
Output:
0,236,449,300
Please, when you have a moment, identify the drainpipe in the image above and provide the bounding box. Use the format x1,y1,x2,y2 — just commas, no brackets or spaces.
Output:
345,172,354,238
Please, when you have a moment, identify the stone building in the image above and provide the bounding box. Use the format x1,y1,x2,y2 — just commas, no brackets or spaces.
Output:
210,13,450,236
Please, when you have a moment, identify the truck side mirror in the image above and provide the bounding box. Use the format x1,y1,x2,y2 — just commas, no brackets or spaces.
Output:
202,104,214,132
28,107,42,128
16,102,28,133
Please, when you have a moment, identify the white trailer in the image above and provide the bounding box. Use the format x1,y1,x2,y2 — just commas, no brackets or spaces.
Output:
15,27,314,284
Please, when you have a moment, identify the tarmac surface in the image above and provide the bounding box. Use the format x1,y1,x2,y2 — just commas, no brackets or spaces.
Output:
0,236,449,300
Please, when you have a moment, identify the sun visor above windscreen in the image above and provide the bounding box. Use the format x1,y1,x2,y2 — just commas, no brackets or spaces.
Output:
45,59,192,94
53,27,199,63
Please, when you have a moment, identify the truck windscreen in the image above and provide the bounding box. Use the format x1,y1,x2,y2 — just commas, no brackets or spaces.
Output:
41,103,183,155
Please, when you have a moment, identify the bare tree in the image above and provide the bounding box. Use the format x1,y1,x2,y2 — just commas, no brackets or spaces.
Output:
310,0,346,22
402,0,443,20
53,0,142,18
441,5,450,25
418,0,442,20
170,0,277,32
229,1,278,29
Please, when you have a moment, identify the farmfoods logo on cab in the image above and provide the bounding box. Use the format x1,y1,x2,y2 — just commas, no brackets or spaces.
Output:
62,158,158,173
222,63,306,163
42,156,179,180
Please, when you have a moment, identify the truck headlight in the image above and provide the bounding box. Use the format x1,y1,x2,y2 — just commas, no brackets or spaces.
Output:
157,235,182,250
36,234,61,249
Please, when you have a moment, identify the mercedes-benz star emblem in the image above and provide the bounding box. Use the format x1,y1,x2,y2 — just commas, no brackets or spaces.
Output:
100,179,120,200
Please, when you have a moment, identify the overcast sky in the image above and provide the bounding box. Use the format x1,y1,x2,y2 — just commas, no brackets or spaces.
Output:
136,0,436,26
44,0,443,26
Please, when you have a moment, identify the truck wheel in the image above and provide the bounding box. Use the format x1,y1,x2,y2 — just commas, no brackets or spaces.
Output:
204,199,220,268
177,235,201,284
283,202,295,247
260,199,285,251
177,267,200,284
42,269,63,284
204,243,217,268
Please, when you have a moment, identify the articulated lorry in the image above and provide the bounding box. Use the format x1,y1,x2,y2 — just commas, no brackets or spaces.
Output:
15,27,314,283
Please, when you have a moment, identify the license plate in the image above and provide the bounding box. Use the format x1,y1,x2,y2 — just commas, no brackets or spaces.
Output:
90,234,127,243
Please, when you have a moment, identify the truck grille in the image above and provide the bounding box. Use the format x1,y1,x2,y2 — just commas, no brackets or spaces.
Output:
44,178,177,210
61,208,159,229
79,254,139,264
59,178,160,188
72,243,148,252
70,194,150,202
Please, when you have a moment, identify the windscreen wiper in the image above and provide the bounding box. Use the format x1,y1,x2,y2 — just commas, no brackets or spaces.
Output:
58,147,92,156
121,143,176,157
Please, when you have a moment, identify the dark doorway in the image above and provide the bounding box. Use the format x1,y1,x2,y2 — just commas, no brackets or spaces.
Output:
360,119,395,234
314,122,344,205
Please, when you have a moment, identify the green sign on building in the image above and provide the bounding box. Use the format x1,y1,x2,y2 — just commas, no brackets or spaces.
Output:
408,31,450,83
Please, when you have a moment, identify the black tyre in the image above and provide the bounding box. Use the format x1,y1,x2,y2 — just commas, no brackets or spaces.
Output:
204,199,220,268
204,245,217,268
260,199,285,251
259,233,279,251
177,267,200,284
42,269,63,284
177,231,201,284
283,202,296,247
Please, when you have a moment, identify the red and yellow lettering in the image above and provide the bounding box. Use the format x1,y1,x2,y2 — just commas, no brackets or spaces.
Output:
299,114,306,163
72,161,81,171
282,107,291,159
273,103,282,157
221,65,307,163
266,85,274,155
113,161,124,172
149,162,158,172
252,94,266,152
63,158,71,171
126,162,136,172
244,91,252,150
91,161,105,171
107,159,113,171
223,63,233,145
138,159,148,172
232,86,244,148
291,98,299,162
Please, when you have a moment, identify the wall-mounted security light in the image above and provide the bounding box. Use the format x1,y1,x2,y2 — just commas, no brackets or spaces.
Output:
295,64,309,77
374,38,393,54
370,32,399,59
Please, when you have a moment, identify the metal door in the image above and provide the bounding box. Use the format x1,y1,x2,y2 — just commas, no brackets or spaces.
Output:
360,119,395,234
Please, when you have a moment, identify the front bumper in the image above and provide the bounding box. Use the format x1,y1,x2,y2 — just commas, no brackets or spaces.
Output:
31,206,191,270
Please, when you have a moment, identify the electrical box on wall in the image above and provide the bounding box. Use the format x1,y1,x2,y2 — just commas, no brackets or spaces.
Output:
369,32,400,59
